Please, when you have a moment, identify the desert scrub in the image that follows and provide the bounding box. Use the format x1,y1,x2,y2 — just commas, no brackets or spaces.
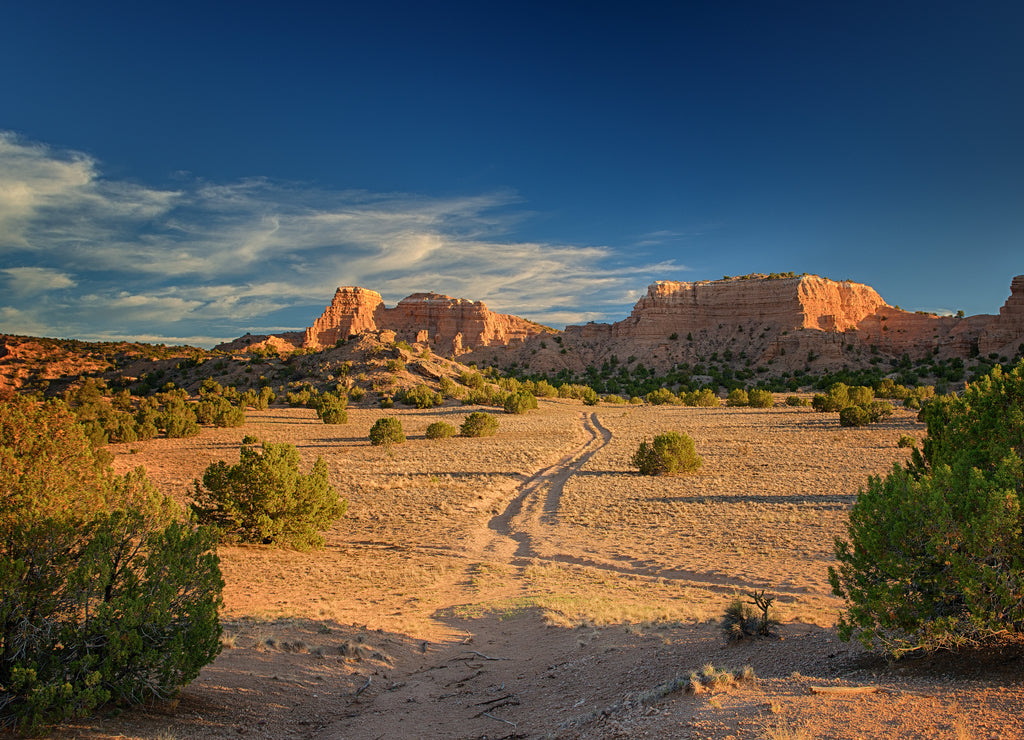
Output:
369,417,405,445
830,360,1024,656
425,421,457,439
785,395,809,407
897,434,916,448
726,388,749,407
461,411,499,437
722,591,778,641
747,388,774,408
646,387,679,405
632,431,702,475
191,438,346,550
314,391,349,424
504,390,538,414
838,405,871,427
397,384,442,409
0,397,223,732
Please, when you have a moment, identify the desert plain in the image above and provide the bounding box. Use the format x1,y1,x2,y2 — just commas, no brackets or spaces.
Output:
43,398,1024,739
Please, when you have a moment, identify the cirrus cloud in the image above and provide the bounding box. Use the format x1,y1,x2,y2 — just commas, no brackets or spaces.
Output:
0,133,690,346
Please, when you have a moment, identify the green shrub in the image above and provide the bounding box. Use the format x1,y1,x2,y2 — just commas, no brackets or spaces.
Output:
838,405,871,427
747,389,773,408
785,395,809,407
459,371,486,389
438,376,462,399
315,392,349,424
897,435,916,448
629,396,643,405
830,361,1024,656
692,388,721,408
191,438,346,550
349,386,367,402
631,431,702,475
398,384,442,409
504,390,538,414
812,382,850,412
727,388,749,407
847,385,875,407
534,380,558,397
581,387,600,406
369,417,405,446
603,394,627,404
425,421,457,439
195,395,245,427
646,387,678,405
866,399,894,423
159,399,200,438
461,412,499,437
0,398,223,732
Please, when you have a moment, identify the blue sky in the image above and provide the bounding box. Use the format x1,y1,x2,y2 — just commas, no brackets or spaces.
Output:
1,1,1021,347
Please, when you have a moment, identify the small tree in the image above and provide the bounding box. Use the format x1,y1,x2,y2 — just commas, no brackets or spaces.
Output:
747,389,773,408
830,361,1024,656
1,398,223,732
315,392,349,425
632,431,702,475
461,412,499,437
191,439,346,550
369,417,406,446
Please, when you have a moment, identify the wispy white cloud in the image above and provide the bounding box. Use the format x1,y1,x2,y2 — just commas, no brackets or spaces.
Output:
0,133,690,345
1,266,76,295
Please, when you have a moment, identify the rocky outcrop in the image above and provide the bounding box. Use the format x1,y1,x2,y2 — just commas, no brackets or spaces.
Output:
301,288,548,355
611,276,887,340
978,275,1024,357
473,273,1024,375
304,287,385,348
219,274,1024,377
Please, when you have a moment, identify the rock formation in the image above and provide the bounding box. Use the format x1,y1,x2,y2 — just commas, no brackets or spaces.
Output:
304,287,385,348
301,288,548,355
471,273,1024,375
218,274,1024,378
978,275,1024,357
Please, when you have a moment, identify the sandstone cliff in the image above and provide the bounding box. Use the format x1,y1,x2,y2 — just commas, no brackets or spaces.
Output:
978,275,1024,357
218,274,1024,378
301,288,548,354
472,273,1024,375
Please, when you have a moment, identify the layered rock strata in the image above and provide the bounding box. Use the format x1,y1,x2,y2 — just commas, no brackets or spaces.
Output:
302,288,547,354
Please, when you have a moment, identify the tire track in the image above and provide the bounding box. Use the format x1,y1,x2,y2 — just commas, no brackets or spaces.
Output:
479,409,809,598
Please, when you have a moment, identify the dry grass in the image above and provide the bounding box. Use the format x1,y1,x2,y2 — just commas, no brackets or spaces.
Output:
110,399,920,637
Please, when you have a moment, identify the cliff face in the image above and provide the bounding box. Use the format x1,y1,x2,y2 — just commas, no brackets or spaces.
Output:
473,273,1024,375
219,274,1024,377
978,275,1024,357
301,288,546,354
304,287,385,348
612,276,887,340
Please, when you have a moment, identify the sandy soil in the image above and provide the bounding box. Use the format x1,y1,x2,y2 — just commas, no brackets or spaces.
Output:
42,399,1024,739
